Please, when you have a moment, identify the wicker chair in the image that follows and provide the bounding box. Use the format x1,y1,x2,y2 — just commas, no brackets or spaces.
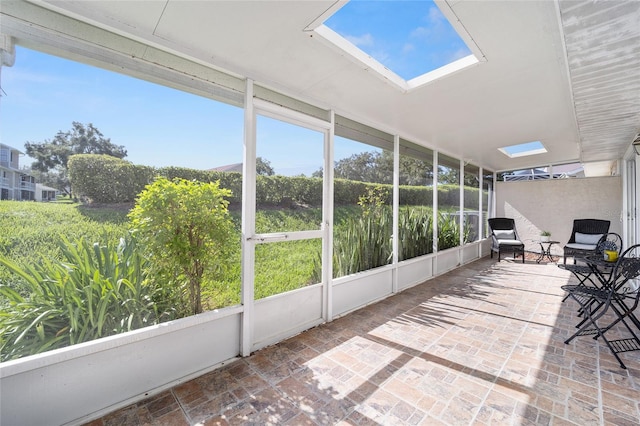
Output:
563,219,611,264
488,218,525,263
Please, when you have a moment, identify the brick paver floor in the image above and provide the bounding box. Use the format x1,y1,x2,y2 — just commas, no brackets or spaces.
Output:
85,257,640,425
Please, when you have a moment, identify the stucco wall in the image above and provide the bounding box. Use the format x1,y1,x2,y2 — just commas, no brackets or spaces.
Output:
496,176,622,256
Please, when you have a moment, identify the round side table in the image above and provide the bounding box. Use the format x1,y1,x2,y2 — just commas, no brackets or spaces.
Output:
536,240,559,263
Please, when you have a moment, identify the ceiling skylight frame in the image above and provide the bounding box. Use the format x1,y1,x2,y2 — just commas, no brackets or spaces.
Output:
499,141,548,159
305,0,486,93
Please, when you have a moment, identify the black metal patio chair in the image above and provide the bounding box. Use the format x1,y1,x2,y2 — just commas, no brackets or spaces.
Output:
563,244,640,369
559,232,623,303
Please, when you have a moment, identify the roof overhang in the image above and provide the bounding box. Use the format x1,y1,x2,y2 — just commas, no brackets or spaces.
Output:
1,0,638,173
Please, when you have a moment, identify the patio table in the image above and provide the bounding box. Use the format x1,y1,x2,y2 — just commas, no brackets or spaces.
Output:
536,240,559,263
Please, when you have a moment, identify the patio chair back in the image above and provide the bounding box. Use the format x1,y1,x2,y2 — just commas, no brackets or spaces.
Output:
563,218,611,264
614,244,640,286
567,219,611,244
598,232,623,261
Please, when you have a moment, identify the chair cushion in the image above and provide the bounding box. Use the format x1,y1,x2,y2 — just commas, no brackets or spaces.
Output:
497,239,523,246
565,243,597,251
575,232,603,245
493,230,515,240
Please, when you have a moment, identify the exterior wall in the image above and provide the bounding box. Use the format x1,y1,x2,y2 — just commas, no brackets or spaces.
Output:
35,184,59,201
0,145,35,201
0,169,21,200
496,176,622,255
0,145,20,169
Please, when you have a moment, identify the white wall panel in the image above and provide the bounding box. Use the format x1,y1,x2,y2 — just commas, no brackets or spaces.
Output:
332,268,393,317
435,249,460,275
252,285,324,352
480,239,492,257
461,243,480,264
397,256,434,291
0,309,241,426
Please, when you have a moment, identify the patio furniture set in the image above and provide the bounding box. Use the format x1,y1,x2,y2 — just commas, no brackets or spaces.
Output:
489,217,640,369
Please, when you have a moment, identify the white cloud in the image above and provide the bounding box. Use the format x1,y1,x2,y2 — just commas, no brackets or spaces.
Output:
411,6,446,40
402,43,415,55
410,26,430,40
345,33,374,48
448,48,471,62
428,6,445,25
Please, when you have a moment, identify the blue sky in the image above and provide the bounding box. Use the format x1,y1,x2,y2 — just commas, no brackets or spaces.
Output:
0,46,247,172
325,0,470,80
0,1,469,175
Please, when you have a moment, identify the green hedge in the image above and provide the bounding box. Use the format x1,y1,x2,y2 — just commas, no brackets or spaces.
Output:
69,154,480,208
157,166,243,204
68,155,155,203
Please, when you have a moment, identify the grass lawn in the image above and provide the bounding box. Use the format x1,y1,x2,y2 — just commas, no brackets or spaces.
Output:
0,201,329,309
0,201,444,310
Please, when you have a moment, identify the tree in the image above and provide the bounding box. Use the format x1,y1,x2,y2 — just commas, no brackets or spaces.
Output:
437,166,460,185
256,156,275,176
378,150,434,186
334,151,385,183
312,150,433,185
24,122,127,194
128,178,236,315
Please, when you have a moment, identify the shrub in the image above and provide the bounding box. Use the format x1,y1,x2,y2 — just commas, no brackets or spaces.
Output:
332,186,393,277
0,235,171,361
128,177,237,315
68,154,155,203
398,207,433,260
437,211,472,250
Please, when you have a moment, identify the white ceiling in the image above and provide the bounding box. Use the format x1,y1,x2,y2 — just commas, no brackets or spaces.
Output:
1,0,639,172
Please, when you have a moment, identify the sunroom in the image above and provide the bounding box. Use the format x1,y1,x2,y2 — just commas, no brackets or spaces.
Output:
0,1,639,425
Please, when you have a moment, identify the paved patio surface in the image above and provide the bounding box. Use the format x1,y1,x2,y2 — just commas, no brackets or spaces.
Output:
85,257,640,425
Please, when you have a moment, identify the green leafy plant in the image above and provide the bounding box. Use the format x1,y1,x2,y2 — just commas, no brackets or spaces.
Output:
0,235,170,362
128,177,237,315
332,186,392,277
541,230,551,237
0,201,130,294
397,207,433,261
437,212,464,250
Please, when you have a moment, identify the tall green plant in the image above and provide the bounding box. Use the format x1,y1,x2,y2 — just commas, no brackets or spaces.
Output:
128,177,236,315
398,207,433,261
333,186,392,277
437,212,472,250
0,236,168,362
0,201,129,294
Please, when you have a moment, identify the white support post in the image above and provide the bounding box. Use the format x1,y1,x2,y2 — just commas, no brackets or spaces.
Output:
459,158,465,247
323,111,335,321
479,167,484,243
392,135,399,293
492,171,497,218
241,79,256,357
433,151,439,253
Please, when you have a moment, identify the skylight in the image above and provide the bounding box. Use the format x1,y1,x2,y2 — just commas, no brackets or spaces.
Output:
499,141,548,158
315,0,480,90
